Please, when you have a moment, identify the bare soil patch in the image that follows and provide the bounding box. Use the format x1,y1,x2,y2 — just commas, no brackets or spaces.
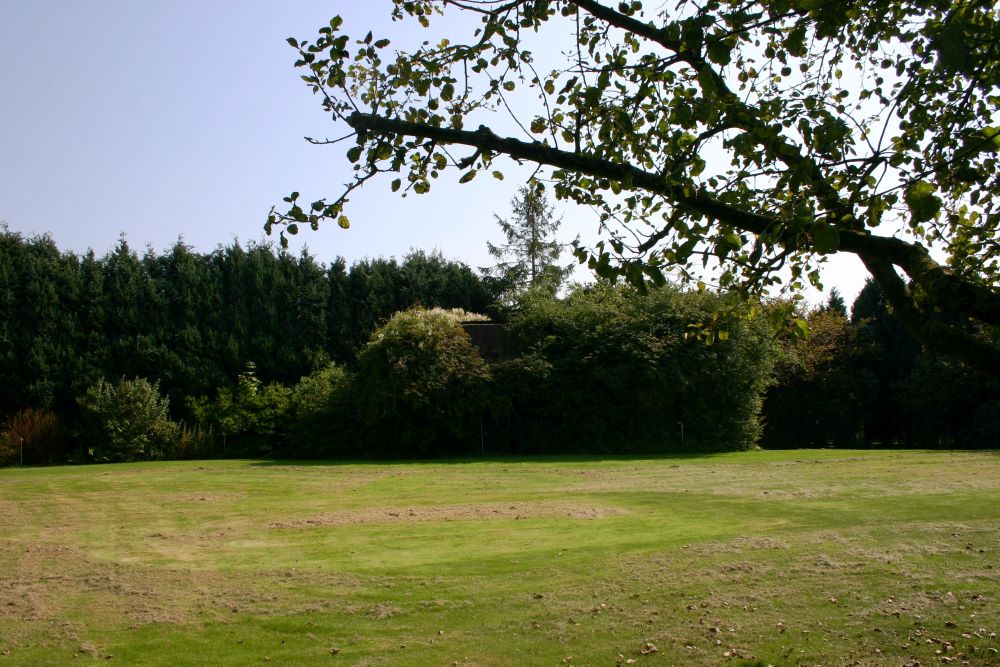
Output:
269,500,625,529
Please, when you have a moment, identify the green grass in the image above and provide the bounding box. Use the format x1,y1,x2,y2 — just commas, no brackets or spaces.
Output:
2,449,999,665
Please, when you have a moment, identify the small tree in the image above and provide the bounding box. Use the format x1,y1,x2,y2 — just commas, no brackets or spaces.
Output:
187,362,290,455
286,362,354,457
485,185,571,301
78,377,178,462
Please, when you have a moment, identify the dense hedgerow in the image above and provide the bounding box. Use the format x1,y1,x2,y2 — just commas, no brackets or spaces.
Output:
284,363,355,457
488,285,778,454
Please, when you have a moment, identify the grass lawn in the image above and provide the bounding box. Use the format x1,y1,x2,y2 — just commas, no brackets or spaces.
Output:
1,449,999,665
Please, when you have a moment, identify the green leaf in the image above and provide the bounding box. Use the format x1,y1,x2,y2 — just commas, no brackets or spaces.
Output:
904,181,942,223
812,224,840,253
458,170,477,184
337,215,350,229
783,24,807,57
706,39,732,67
936,22,971,73
346,146,363,163
794,318,810,339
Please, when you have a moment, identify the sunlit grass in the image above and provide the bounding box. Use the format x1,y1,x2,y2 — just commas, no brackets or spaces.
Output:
2,450,999,665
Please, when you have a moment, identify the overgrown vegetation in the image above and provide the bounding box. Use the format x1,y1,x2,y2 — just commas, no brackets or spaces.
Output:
761,280,1000,448
355,307,492,457
0,408,65,465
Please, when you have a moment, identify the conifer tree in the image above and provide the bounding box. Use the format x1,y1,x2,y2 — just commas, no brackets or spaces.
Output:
485,185,571,301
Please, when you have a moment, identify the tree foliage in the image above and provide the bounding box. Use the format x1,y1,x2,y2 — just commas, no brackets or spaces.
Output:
0,230,496,422
286,362,355,457
78,377,178,463
848,279,1000,447
187,362,292,455
493,285,777,453
0,408,65,465
355,307,491,457
761,304,876,448
485,184,572,299
273,0,1000,374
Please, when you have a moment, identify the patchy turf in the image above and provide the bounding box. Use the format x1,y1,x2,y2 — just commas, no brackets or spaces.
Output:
1,450,999,665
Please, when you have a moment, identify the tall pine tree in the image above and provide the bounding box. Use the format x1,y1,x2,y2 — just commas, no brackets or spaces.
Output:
485,185,571,302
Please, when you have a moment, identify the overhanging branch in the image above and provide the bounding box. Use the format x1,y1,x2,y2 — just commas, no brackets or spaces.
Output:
861,256,1000,374
346,111,1000,327
348,112,781,235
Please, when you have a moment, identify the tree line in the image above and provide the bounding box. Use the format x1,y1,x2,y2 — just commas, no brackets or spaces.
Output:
762,283,1000,449
1,226,997,465
0,228,491,425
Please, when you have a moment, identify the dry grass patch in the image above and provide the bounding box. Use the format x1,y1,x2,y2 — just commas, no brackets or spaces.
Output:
269,500,625,528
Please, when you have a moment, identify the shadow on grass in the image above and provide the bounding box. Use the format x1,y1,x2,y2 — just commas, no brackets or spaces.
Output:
244,447,997,469
249,450,783,468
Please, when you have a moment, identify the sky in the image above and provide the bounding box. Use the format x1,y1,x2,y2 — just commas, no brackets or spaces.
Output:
0,1,868,305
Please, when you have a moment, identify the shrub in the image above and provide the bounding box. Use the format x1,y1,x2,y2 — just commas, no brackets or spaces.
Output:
285,362,355,457
355,307,491,457
164,421,218,460
78,377,178,462
0,408,66,465
187,362,291,456
493,285,777,454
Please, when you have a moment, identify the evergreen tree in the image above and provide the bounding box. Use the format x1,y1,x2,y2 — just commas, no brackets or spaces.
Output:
823,288,847,317
485,185,571,301
850,279,921,444
325,258,353,362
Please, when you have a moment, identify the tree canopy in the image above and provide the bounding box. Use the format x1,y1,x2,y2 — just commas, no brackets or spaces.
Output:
270,0,1000,374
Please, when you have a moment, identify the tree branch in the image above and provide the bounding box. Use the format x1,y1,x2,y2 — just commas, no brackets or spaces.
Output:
347,111,1000,328
860,256,1000,375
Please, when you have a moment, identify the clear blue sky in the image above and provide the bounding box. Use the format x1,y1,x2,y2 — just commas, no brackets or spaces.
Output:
0,1,865,304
